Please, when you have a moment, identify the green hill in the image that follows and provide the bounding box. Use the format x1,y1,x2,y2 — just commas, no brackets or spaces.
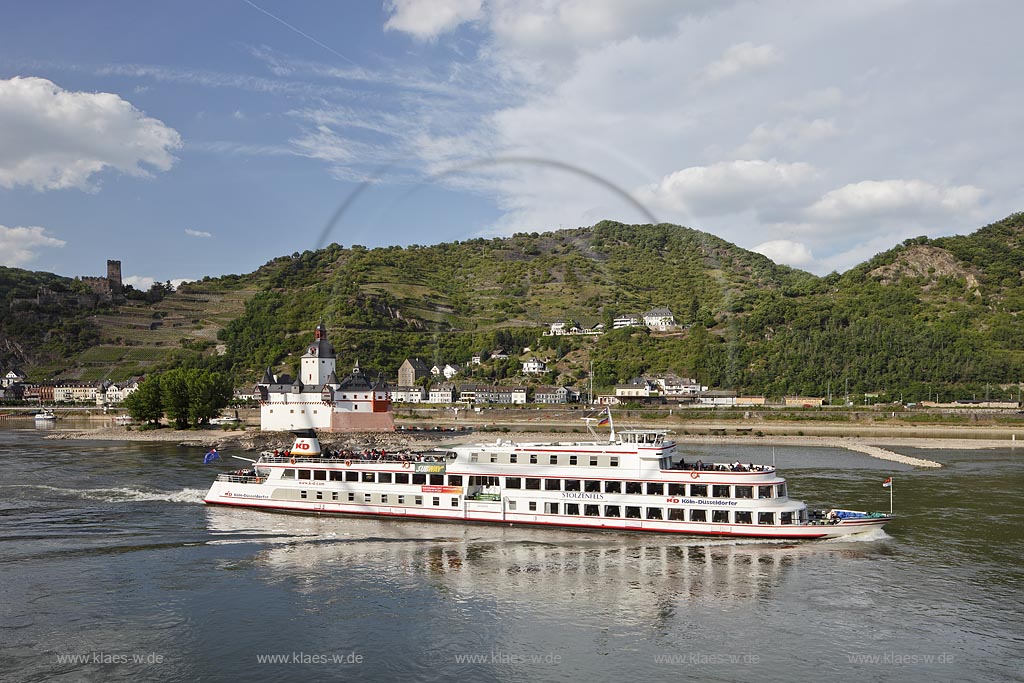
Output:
2,214,1022,402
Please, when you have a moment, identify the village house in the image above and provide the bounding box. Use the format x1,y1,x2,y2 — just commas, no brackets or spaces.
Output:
397,358,430,387
390,385,427,403
521,358,547,374
697,390,738,406
615,378,658,398
429,383,457,403
533,385,580,404
54,382,99,403
642,308,676,330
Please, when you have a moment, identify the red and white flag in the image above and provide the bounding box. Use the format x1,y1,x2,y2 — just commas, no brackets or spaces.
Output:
882,477,892,488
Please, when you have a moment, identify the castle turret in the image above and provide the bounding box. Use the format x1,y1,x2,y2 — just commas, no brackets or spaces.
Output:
300,321,337,387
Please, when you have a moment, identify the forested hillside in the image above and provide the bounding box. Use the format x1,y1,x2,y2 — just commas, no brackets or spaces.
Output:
3,214,1022,401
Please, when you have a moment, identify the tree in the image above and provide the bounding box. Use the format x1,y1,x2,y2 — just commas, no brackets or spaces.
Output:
124,376,163,424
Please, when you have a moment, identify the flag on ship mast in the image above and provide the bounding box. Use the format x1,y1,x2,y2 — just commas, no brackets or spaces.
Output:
882,477,892,488
597,408,611,426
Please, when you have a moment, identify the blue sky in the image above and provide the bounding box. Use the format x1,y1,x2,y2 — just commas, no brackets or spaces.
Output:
1,1,1021,288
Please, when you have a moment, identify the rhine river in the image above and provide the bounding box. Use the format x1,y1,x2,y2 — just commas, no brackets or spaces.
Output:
1,423,1021,682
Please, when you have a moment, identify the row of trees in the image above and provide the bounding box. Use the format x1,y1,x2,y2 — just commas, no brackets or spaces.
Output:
124,368,233,428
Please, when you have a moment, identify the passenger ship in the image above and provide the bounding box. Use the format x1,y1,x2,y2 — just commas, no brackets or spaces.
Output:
204,419,892,539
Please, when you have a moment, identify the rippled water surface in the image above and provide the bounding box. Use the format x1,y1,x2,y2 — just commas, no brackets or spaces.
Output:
1,426,1021,682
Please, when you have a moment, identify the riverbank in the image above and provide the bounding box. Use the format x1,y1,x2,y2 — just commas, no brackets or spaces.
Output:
43,423,1022,468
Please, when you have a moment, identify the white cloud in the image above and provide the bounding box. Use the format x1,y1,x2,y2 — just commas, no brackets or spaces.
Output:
806,179,986,222
638,160,818,216
0,76,181,191
185,229,213,238
738,118,839,157
699,42,783,83
123,276,191,290
0,224,66,267
384,0,483,41
752,239,815,268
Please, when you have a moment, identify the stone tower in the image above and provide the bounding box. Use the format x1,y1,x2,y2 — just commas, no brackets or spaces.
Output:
107,260,123,299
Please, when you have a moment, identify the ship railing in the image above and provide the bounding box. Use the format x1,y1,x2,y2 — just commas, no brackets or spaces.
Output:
216,474,264,484
259,455,447,465
671,461,776,473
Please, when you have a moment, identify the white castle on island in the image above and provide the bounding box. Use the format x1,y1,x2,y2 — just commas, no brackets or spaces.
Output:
255,322,394,433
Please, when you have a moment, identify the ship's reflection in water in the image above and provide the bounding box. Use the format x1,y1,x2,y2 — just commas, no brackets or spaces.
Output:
206,506,887,617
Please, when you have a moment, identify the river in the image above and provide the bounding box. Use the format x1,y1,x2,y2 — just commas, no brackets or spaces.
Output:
1,424,1021,682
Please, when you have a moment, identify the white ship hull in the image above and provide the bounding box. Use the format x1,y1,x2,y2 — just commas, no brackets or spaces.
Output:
204,481,886,539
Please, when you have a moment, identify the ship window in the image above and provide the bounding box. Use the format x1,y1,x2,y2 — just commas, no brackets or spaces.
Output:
668,508,685,521
332,492,339,501
433,497,440,506
668,483,685,496
348,492,355,502
712,510,729,523
415,496,423,505
777,483,787,497
549,455,558,465
758,485,774,499
604,505,620,517
545,479,561,491
735,486,753,499
282,469,295,479
690,484,707,497
398,495,405,504
758,512,775,525
378,472,392,483
565,503,580,515
625,506,641,519
525,478,541,490
364,494,372,503
780,511,793,524
508,500,517,510
545,502,559,514
610,457,619,467
510,454,518,464
505,477,521,489
589,456,599,467
625,481,643,494
315,491,322,500
381,494,388,503
490,453,498,463
564,479,581,491
362,472,375,483
470,454,478,463
346,471,358,482
646,507,663,520
690,509,706,522
447,475,463,486
395,473,409,484
451,497,459,507
584,480,601,493
412,473,426,485
313,470,326,481
569,455,578,465
298,469,311,480
300,490,307,499
584,504,600,516
712,485,730,498
735,511,753,524
529,501,537,511
646,483,664,495
329,471,343,481
429,474,444,485
530,454,538,464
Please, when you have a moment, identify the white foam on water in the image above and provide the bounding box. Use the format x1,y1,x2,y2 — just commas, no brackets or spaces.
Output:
2,484,207,504
820,526,891,543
